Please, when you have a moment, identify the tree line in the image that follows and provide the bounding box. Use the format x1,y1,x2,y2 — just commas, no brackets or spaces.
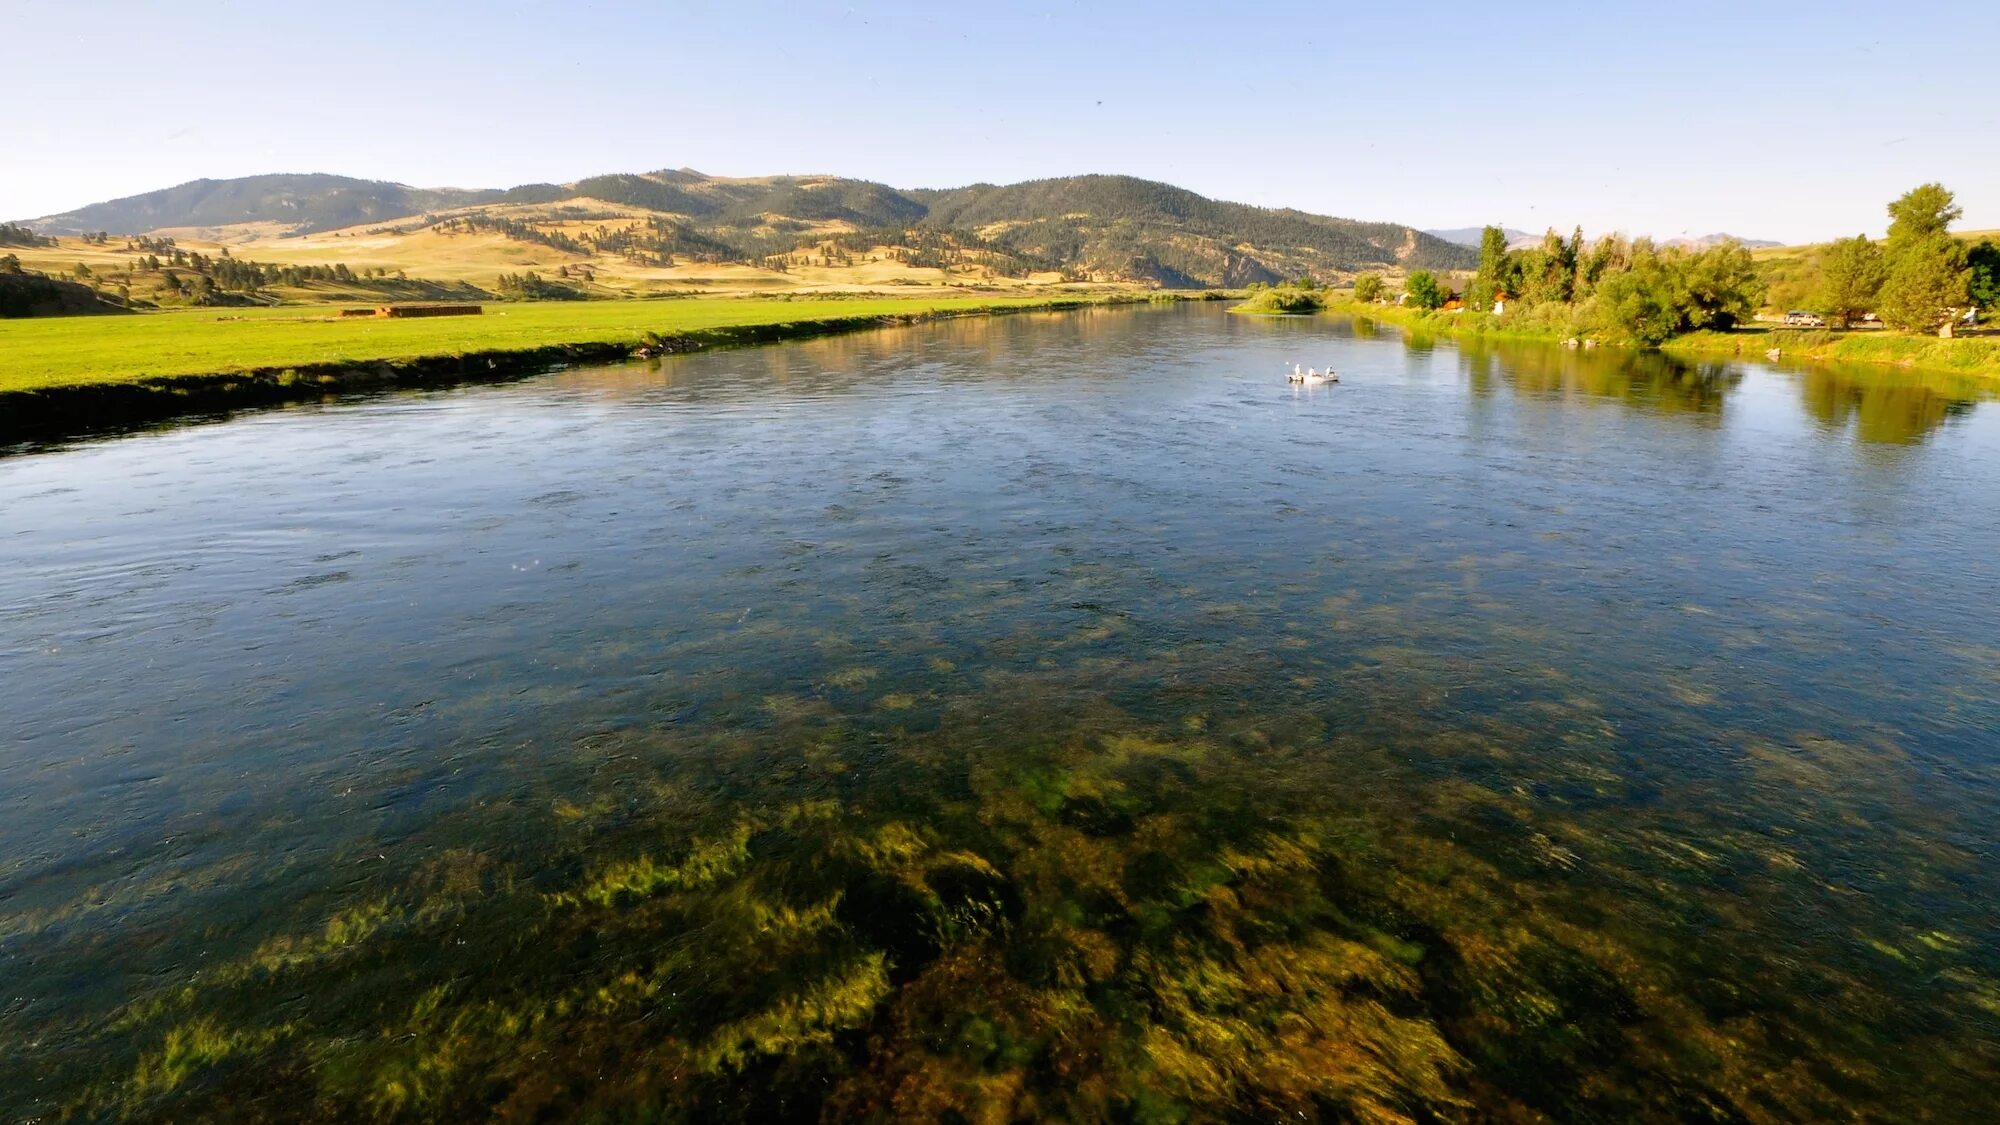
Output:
1791,184,1995,335
1434,227,1761,344
0,222,54,248
435,212,738,268
1371,183,1989,343
12,241,428,308
1364,232,1759,346
495,271,585,300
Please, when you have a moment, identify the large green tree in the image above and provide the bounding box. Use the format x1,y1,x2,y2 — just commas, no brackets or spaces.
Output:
1677,241,1760,330
1466,226,1509,311
1878,183,1970,335
1578,235,1630,293
1813,235,1887,328
1405,271,1447,310
1592,252,1682,345
1588,242,1758,343
1522,229,1576,306
1877,237,1970,334
1885,182,1961,246
1352,272,1384,303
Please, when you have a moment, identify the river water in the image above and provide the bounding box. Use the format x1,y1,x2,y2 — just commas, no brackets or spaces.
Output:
3,304,1997,1121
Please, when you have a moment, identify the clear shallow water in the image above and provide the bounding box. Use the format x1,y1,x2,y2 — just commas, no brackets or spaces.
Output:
3,304,1998,1121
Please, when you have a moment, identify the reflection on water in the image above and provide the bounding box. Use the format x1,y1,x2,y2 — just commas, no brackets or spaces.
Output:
1455,337,1742,418
3,305,1998,1121
1796,366,1982,445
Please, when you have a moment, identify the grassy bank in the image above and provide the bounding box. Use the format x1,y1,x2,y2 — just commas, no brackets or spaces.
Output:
1231,288,1325,314
1666,326,2000,379
1304,297,2000,382
0,296,1114,393
0,295,1144,445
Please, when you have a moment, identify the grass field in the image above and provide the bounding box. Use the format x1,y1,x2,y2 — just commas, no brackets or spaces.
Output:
0,296,1084,393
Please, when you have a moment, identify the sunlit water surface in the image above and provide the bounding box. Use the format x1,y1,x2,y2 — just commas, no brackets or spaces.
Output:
3,305,1998,1121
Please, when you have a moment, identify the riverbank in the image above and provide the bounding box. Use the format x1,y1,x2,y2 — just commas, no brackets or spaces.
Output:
0,295,1163,447
1667,325,2000,378
1298,297,2000,382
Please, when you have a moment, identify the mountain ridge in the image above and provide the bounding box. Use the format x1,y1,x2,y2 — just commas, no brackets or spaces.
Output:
22,170,1475,286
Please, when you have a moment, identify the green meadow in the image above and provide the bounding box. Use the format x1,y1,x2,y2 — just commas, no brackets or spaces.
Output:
0,296,1082,394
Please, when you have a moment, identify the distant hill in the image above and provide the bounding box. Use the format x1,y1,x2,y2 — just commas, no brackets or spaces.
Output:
915,175,1471,285
1424,226,1536,249
1665,233,1782,250
27,174,516,238
1429,224,1779,252
24,170,1475,287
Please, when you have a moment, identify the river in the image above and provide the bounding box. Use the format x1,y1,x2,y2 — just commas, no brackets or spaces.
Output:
3,303,1996,1120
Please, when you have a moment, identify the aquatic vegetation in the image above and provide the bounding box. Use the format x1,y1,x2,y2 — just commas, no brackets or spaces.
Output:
10,664,1987,1123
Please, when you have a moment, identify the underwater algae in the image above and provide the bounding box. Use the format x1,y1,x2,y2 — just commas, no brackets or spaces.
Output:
11,657,1995,1124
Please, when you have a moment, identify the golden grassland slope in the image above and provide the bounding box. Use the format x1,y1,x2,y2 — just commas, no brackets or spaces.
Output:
9,198,1091,306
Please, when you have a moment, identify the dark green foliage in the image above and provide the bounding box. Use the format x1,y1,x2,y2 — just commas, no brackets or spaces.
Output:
1519,229,1576,305
496,271,586,300
0,221,54,247
570,173,721,217
1968,240,2000,313
589,216,737,265
496,182,570,205
1466,226,1510,311
1885,182,1961,245
434,211,590,254
1591,259,1682,345
1814,235,1887,327
1405,270,1448,310
1877,235,1969,333
1877,184,1972,334
0,272,126,317
1676,241,1759,330
1589,242,1760,344
1579,235,1630,291
1237,286,1325,313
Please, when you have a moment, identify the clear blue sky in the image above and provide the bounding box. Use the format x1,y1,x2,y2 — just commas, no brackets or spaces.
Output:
7,0,1997,242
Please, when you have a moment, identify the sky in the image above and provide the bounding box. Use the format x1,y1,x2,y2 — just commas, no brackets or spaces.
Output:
6,0,1998,243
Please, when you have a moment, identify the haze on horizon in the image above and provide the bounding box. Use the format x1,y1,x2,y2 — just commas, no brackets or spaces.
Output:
7,0,1998,244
